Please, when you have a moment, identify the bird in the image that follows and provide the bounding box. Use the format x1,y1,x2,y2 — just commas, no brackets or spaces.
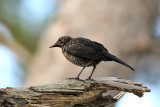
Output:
49,36,135,80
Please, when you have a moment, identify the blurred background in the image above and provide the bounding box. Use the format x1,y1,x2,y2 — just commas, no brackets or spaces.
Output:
0,0,160,107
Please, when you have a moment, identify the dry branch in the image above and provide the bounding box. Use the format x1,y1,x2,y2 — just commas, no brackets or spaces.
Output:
0,77,150,107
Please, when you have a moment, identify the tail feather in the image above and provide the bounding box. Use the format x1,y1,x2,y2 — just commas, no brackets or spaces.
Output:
104,53,135,71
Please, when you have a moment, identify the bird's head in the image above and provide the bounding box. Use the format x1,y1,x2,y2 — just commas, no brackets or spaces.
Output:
49,36,72,48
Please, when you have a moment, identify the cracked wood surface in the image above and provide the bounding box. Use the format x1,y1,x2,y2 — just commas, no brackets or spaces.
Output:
0,77,150,107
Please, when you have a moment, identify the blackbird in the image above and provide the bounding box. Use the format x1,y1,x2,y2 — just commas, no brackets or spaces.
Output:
49,36,135,79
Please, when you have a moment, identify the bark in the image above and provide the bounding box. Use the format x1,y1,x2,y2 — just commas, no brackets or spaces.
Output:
0,77,150,107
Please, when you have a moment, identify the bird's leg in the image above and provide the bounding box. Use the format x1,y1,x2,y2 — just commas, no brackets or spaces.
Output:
67,67,85,80
76,67,85,79
87,66,96,80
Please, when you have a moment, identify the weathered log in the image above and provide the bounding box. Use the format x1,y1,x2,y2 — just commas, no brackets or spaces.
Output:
0,77,150,107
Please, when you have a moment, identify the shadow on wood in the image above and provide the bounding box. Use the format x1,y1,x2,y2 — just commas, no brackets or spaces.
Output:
0,77,150,107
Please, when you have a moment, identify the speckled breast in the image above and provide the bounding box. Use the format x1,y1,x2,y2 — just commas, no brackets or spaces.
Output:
62,51,94,67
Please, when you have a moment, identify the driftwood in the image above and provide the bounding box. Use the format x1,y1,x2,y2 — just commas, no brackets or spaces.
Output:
0,77,150,107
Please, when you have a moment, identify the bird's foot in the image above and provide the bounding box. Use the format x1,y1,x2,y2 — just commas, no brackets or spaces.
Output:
86,78,94,81
67,77,84,81
67,77,79,80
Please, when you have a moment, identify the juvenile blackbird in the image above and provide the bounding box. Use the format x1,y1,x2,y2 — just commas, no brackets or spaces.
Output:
49,36,135,79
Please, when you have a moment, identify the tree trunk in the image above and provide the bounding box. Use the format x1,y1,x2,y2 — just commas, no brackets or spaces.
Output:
0,77,150,107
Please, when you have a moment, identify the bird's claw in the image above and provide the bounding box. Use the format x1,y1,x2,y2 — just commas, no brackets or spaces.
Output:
67,77,84,81
67,77,79,80
86,78,94,81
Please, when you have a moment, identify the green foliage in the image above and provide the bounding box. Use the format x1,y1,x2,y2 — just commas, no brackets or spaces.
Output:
0,0,54,53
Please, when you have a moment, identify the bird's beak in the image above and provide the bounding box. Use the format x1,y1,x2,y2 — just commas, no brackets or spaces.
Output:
49,43,60,48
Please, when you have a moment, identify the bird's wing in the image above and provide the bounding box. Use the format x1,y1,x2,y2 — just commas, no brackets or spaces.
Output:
65,38,107,60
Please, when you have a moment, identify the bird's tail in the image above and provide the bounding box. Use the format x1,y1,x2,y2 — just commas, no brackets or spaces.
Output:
104,53,135,71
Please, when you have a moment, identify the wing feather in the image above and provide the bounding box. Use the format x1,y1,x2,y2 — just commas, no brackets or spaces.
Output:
64,38,107,60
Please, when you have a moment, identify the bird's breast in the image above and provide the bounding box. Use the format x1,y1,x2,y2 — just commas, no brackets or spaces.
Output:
62,51,94,67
